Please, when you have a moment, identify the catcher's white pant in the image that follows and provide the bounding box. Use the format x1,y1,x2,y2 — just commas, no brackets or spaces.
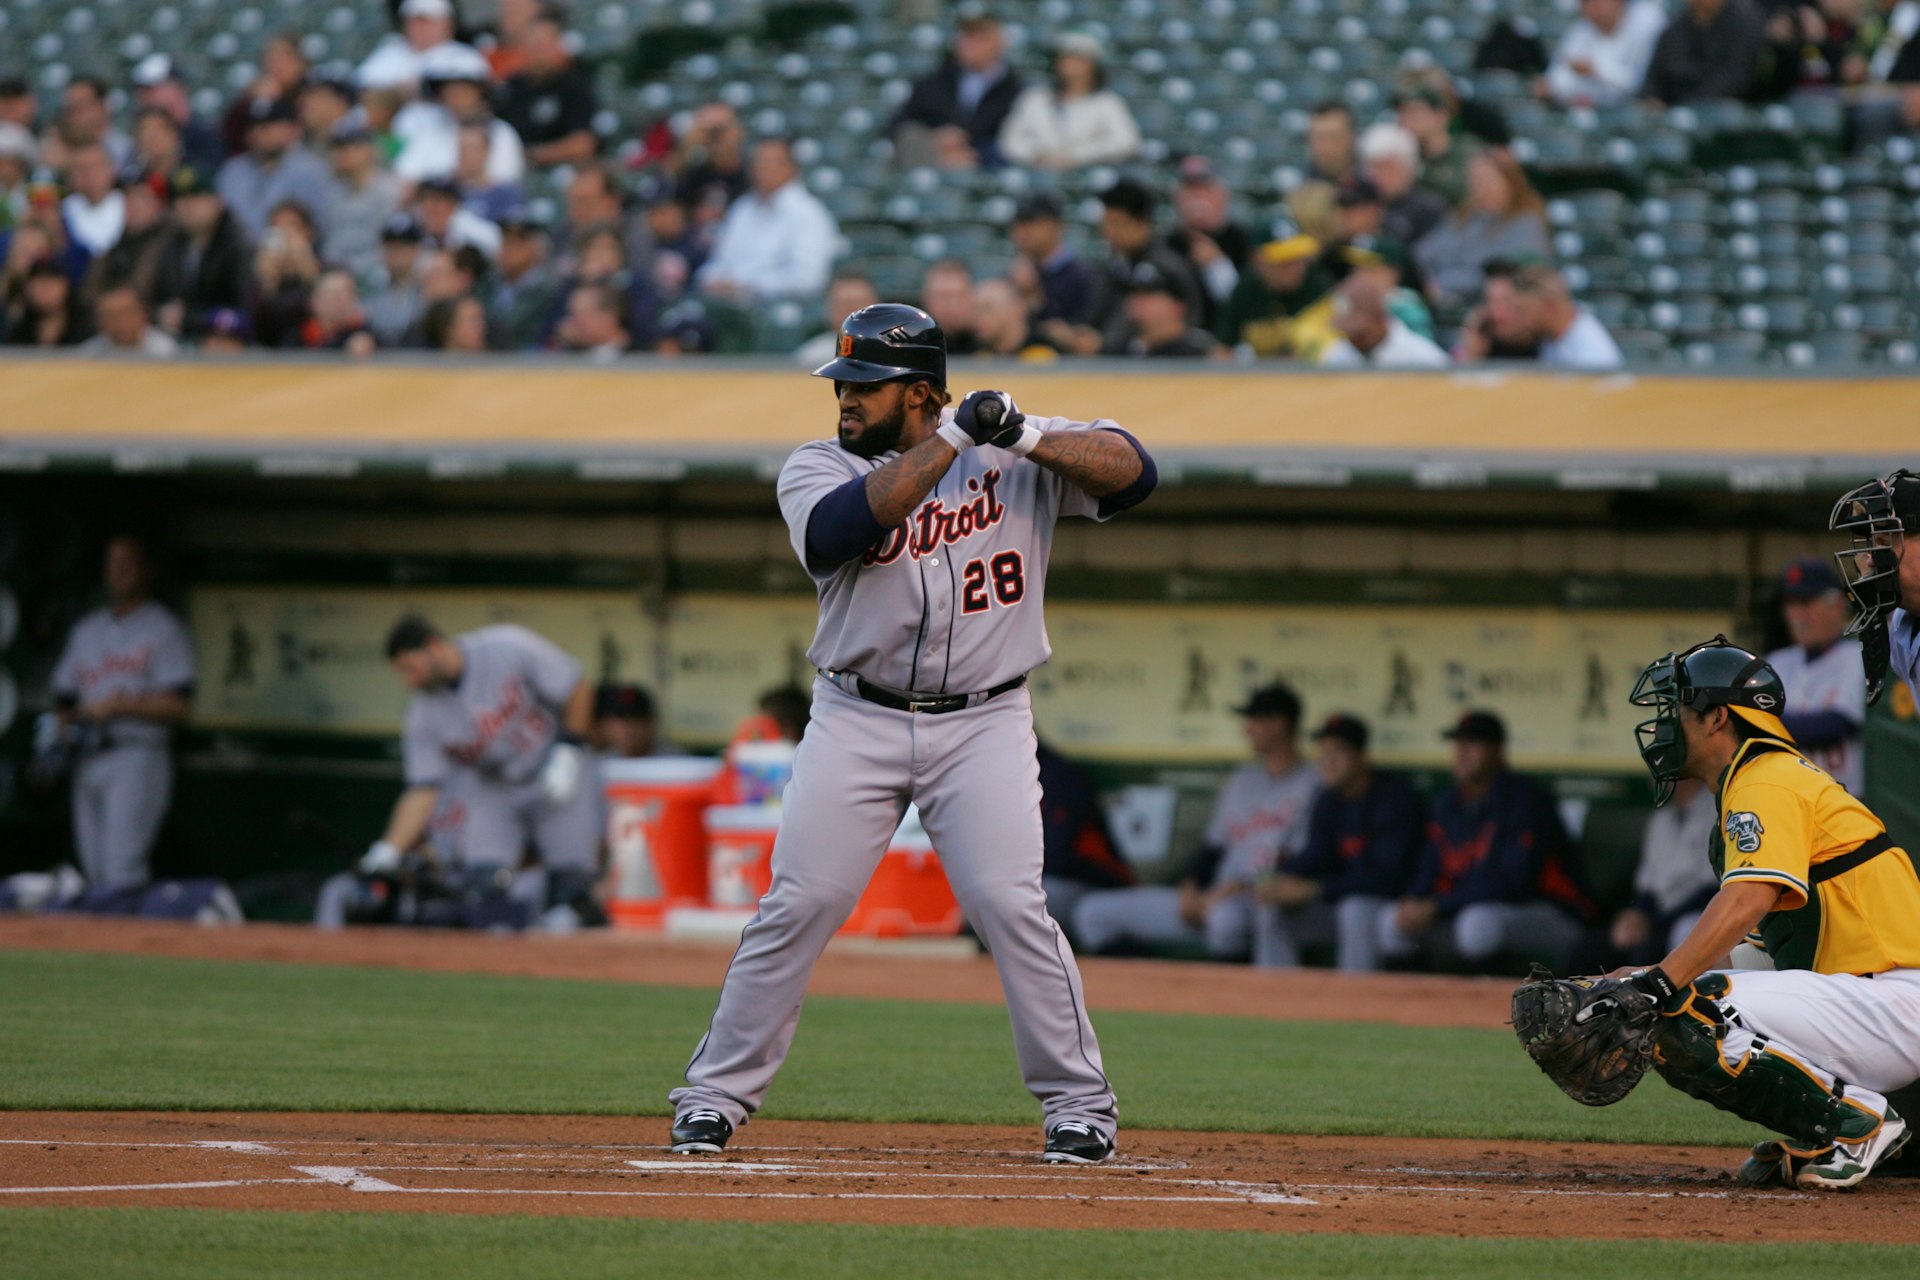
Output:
1713,967,1920,1100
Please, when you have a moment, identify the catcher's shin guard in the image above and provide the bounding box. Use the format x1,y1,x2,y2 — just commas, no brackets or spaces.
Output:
1651,976,1885,1149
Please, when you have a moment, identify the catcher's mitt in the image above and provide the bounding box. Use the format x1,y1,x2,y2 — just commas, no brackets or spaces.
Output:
1511,965,1659,1107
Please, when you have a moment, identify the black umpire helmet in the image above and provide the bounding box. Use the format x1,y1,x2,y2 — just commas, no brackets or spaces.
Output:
811,303,947,390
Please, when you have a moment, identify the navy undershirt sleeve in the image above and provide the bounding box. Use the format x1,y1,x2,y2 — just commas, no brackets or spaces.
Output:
804,475,887,575
1094,427,1158,517
1779,708,1860,749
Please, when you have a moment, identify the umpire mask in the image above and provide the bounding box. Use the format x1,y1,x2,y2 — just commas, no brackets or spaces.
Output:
1830,469,1919,628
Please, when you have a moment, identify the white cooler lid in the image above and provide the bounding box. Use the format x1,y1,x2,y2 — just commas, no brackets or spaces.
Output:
705,804,783,831
601,755,725,785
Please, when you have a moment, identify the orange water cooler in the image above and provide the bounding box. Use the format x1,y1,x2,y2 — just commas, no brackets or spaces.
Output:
603,757,725,927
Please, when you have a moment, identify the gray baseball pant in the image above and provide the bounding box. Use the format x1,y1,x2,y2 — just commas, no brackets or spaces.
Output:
1071,885,1296,967
671,677,1117,1140
72,746,170,891
458,773,601,872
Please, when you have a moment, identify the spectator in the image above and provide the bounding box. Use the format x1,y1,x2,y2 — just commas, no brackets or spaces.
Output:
454,122,527,223
1105,261,1221,358
892,8,1025,170
130,55,224,170
79,284,179,356
0,122,34,230
1641,0,1769,104
1768,556,1867,794
486,210,560,349
1007,192,1097,326
363,212,428,345
555,280,632,358
297,76,357,161
324,122,403,282
199,306,252,352
395,42,526,186
0,76,37,135
1321,271,1450,369
6,182,89,282
131,108,187,182
483,0,545,79
1036,739,1136,942
1047,178,1201,354
60,144,125,258
497,7,600,169
81,173,170,312
633,173,707,300
300,268,378,354
1217,235,1335,358
1073,683,1319,966
1307,101,1359,185
3,257,87,347
999,31,1141,170
222,34,310,157
1343,243,1440,341
673,102,749,214
1541,0,1669,106
1761,1,1878,95
694,137,837,302
1376,710,1586,973
152,166,250,336
1394,80,1480,209
920,258,980,355
1166,155,1254,329
560,222,657,348
971,276,1060,361
1329,179,1388,255
422,292,491,351
1570,777,1720,973
591,683,678,758
1413,150,1550,318
1458,258,1624,370
248,200,325,347
43,76,132,172
1259,715,1425,971
755,685,810,745
358,0,460,93
793,271,879,367
1359,123,1448,250
560,161,647,269
415,175,501,257
218,96,334,244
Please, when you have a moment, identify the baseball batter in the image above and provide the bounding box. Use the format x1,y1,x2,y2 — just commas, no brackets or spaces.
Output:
1618,636,1920,1188
49,535,196,891
668,303,1156,1164
1831,468,1920,708
365,618,598,907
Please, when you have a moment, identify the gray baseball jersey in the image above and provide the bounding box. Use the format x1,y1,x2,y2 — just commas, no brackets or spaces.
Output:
402,625,580,788
1766,639,1866,793
51,601,196,749
777,412,1115,694
1205,761,1321,887
1892,608,1920,704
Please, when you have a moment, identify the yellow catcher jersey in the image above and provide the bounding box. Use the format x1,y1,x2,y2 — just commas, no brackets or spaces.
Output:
1713,737,1920,974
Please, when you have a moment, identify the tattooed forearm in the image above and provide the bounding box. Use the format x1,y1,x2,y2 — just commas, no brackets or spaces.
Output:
864,434,958,526
1026,429,1144,497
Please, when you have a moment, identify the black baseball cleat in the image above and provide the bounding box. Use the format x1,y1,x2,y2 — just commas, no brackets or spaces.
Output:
1043,1121,1114,1165
670,1109,733,1154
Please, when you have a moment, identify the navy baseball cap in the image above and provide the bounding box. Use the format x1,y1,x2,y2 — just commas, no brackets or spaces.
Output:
1234,682,1303,723
381,211,424,242
1442,709,1507,746
1012,192,1064,223
247,95,300,126
594,683,656,720
1311,713,1369,751
1779,555,1844,600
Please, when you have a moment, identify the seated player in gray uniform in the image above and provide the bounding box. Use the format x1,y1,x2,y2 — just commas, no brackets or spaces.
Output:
362,616,599,919
668,302,1155,1165
1072,683,1321,967
590,682,683,760
48,534,196,893
1259,714,1425,971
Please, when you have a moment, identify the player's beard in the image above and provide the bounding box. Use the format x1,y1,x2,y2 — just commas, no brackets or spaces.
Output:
839,402,907,459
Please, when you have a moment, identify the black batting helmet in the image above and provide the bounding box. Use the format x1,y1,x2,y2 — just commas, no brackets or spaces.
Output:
811,303,946,389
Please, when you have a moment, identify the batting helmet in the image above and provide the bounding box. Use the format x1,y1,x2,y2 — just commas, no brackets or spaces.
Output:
811,303,947,389
1630,636,1790,805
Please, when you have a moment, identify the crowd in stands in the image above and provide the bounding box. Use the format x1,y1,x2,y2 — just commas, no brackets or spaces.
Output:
4,1,1920,367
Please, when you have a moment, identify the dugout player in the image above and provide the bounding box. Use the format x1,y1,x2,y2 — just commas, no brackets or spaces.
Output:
1830,468,1920,707
1617,636,1919,1188
48,534,195,892
668,303,1156,1164
1766,556,1865,793
364,616,599,913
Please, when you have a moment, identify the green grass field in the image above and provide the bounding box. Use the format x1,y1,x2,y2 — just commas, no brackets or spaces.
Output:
2,946,1871,1279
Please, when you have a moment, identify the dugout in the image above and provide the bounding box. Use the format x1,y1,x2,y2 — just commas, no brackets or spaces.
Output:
2,355,1916,921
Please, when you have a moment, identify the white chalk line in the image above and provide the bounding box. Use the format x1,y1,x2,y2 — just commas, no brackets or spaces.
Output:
1295,1181,1741,1201
0,1178,322,1194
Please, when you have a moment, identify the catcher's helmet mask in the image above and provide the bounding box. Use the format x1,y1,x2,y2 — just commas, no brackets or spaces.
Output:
1630,636,1791,806
1829,468,1919,627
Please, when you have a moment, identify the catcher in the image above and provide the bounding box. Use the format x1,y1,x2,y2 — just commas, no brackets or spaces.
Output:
1514,636,1920,1189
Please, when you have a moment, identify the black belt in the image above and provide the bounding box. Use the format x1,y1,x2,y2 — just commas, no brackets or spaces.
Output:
850,674,1026,715
1812,832,1900,885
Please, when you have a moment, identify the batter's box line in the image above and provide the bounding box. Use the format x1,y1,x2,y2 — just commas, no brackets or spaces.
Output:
1293,1180,1741,1201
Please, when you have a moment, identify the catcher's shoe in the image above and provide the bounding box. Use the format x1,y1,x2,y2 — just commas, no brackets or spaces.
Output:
1794,1112,1910,1191
669,1109,733,1155
1043,1122,1114,1165
1736,1139,1825,1187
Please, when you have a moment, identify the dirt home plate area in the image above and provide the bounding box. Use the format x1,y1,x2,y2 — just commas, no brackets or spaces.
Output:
2,917,1918,1246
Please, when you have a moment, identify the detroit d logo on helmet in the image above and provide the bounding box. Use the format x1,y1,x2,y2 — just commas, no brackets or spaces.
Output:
838,333,854,357
1725,811,1764,854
